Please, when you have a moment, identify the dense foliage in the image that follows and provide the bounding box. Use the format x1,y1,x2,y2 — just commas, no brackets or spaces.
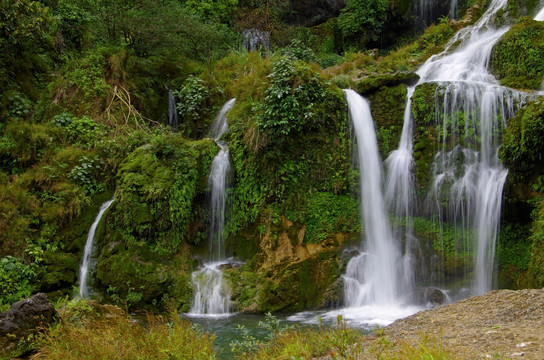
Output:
491,17,544,89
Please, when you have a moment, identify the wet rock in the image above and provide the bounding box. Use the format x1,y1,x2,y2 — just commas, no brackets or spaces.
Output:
0,293,57,358
413,287,446,305
218,262,243,271
342,248,361,260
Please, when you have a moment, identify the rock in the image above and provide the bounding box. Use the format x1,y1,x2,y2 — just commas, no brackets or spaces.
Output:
0,293,57,358
287,0,346,26
413,287,447,305
342,248,361,260
354,72,420,95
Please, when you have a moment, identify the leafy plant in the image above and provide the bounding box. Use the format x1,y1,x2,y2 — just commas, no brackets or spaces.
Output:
0,256,37,310
68,156,104,195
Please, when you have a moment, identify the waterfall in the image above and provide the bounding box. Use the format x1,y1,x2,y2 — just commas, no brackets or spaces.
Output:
535,6,544,20
189,99,236,317
168,90,178,129
79,198,114,299
343,90,404,305
391,0,530,295
242,29,270,52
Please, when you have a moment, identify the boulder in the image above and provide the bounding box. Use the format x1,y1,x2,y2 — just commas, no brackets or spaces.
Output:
0,293,57,358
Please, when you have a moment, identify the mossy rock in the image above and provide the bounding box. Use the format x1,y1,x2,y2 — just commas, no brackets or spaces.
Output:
526,198,544,288
95,247,193,310
223,265,259,312
491,17,544,90
64,191,115,253
109,135,218,256
40,251,79,293
368,84,407,157
500,98,544,181
354,72,419,95
256,255,341,312
411,82,440,190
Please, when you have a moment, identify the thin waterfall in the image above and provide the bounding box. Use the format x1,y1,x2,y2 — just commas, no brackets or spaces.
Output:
79,198,114,299
535,6,544,20
384,86,417,296
390,0,531,295
168,90,178,129
189,99,236,317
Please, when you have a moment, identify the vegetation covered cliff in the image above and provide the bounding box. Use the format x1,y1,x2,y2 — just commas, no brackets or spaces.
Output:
1,0,544,324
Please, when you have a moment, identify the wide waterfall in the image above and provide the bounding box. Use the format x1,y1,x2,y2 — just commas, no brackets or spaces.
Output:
189,99,236,317
79,198,114,299
389,0,529,295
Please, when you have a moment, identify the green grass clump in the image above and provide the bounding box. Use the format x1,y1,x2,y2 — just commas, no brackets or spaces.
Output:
32,301,215,360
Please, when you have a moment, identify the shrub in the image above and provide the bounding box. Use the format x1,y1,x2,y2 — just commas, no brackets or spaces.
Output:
32,303,216,360
0,256,37,310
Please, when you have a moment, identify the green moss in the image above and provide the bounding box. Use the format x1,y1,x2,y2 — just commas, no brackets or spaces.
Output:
368,84,408,157
109,135,218,255
524,198,544,288
256,256,341,312
95,245,193,310
223,265,259,311
411,83,440,190
497,224,532,289
289,192,359,244
354,72,419,95
491,17,544,90
40,251,79,295
500,98,544,181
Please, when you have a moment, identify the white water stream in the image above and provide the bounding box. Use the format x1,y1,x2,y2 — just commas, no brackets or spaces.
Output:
79,198,114,299
190,99,236,317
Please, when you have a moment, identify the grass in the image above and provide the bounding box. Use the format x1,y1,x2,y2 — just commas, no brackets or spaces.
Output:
31,300,215,360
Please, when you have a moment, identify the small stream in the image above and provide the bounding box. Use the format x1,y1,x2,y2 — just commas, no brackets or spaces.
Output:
185,312,371,359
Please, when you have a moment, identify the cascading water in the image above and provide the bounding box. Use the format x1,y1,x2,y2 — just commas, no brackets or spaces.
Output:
388,0,532,295
189,99,236,317
535,6,544,20
338,90,421,326
168,90,178,129
79,198,114,299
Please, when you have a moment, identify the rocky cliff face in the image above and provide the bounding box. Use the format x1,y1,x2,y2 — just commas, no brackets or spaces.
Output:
287,0,346,26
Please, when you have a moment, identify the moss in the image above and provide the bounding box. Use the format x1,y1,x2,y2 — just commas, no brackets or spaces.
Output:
354,72,419,95
291,192,359,244
95,244,193,310
491,17,544,90
256,256,341,312
368,84,408,157
500,99,544,181
411,82,440,190
109,135,218,256
40,251,79,295
524,198,544,288
223,265,259,311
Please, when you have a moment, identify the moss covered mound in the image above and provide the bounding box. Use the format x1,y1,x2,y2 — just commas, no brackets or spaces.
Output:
354,72,419,95
491,16,544,90
109,135,218,256
500,98,544,182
